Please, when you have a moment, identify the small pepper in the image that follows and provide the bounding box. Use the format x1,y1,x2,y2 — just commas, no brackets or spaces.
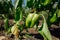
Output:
26,13,34,27
30,14,39,27
26,12,39,28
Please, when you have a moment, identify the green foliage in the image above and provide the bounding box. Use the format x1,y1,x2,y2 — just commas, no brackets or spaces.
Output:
38,15,52,40
40,0,52,6
27,0,35,8
50,9,58,23
50,12,57,23
4,18,9,30
0,0,60,40
0,0,13,14
58,10,60,17
15,7,20,21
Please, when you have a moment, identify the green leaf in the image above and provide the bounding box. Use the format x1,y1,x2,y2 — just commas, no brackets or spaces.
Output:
50,13,57,23
52,2,58,9
15,7,20,21
38,15,52,40
4,18,9,30
50,9,58,23
26,13,34,27
40,0,51,6
14,0,19,9
6,27,11,34
27,0,35,8
18,25,24,32
20,9,23,20
58,10,60,17
39,11,48,19
18,0,23,8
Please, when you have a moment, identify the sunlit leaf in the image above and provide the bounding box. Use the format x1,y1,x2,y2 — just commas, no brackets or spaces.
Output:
38,15,52,40
40,0,51,6
39,11,48,19
58,10,60,17
14,0,19,9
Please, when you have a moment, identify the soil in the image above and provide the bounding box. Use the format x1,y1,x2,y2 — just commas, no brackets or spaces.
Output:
0,19,60,40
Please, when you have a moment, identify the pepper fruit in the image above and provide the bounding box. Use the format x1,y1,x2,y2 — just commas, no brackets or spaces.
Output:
26,13,34,27
26,12,39,28
50,9,58,23
50,13,57,23
30,14,39,27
